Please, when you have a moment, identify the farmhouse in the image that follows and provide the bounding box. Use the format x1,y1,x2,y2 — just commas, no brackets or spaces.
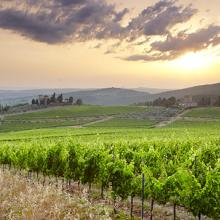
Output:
39,95,49,106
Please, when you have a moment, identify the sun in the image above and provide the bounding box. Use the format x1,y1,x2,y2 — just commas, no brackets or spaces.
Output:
170,51,213,71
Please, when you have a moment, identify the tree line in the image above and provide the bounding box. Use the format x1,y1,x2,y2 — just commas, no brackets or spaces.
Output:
0,104,10,113
144,96,178,107
31,92,83,106
140,95,220,108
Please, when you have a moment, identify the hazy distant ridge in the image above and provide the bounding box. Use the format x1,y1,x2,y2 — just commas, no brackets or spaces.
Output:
132,87,170,94
63,87,150,106
154,83,220,99
0,83,220,106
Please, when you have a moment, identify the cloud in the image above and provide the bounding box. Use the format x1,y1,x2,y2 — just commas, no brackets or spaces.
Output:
142,5,196,35
0,0,219,62
59,0,88,6
125,25,220,61
0,8,70,43
123,0,196,41
124,52,179,62
0,0,122,43
151,25,220,52
113,8,129,22
0,0,197,43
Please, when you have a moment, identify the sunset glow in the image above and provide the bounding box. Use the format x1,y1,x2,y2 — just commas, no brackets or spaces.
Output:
0,0,219,89
171,51,214,71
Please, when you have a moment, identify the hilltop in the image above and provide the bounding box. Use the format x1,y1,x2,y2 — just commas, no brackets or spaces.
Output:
63,87,150,106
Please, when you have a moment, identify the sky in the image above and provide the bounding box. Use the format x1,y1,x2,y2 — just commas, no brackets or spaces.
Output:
0,0,219,90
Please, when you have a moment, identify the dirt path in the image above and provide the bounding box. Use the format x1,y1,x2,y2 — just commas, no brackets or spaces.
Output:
68,116,114,128
82,116,114,127
155,109,190,128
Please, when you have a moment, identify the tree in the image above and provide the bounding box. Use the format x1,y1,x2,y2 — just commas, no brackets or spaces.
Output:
153,97,162,106
167,96,176,106
50,93,56,103
76,99,83,105
198,96,211,106
215,96,220,106
69,96,74,104
32,99,36,105
3,105,10,112
57,94,63,103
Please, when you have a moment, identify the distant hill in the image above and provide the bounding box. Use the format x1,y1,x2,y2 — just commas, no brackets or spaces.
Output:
153,83,220,99
1,83,220,106
132,87,171,94
0,88,85,105
63,87,151,105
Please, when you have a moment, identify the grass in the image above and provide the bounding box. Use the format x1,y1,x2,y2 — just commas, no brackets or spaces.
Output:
1,124,220,144
0,170,111,220
168,119,220,129
4,105,147,120
168,107,220,129
184,107,220,118
0,170,196,220
0,105,149,132
0,117,101,133
87,118,155,128
0,106,220,142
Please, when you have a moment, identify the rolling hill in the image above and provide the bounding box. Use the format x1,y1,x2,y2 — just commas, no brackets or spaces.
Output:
63,83,220,105
132,87,170,94
63,87,151,105
0,88,86,105
154,82,220,99
1,82,220,106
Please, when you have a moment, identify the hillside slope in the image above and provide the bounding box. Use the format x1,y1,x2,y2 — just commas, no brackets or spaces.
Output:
132,87,170,94
64,87,150,105
1,83,220,106
154,83,220,99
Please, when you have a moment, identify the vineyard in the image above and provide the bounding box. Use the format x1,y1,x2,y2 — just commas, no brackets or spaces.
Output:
0,105,179,132
0,107,220,219
184,107,220,119
0,137,219,219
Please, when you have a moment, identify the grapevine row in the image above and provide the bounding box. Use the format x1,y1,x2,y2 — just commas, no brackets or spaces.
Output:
0,138,219,219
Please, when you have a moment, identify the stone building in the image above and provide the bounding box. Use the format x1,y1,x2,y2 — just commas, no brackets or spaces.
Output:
39,95,49,106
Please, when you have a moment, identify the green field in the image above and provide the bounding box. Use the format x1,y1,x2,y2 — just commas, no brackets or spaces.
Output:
0,105,150,132
0,118,96,132
184,107,220,118
4,105,146,120
87,118,155,128
168,107,220,129
0,120,220,143
0,106,220,141
168,119,220,129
